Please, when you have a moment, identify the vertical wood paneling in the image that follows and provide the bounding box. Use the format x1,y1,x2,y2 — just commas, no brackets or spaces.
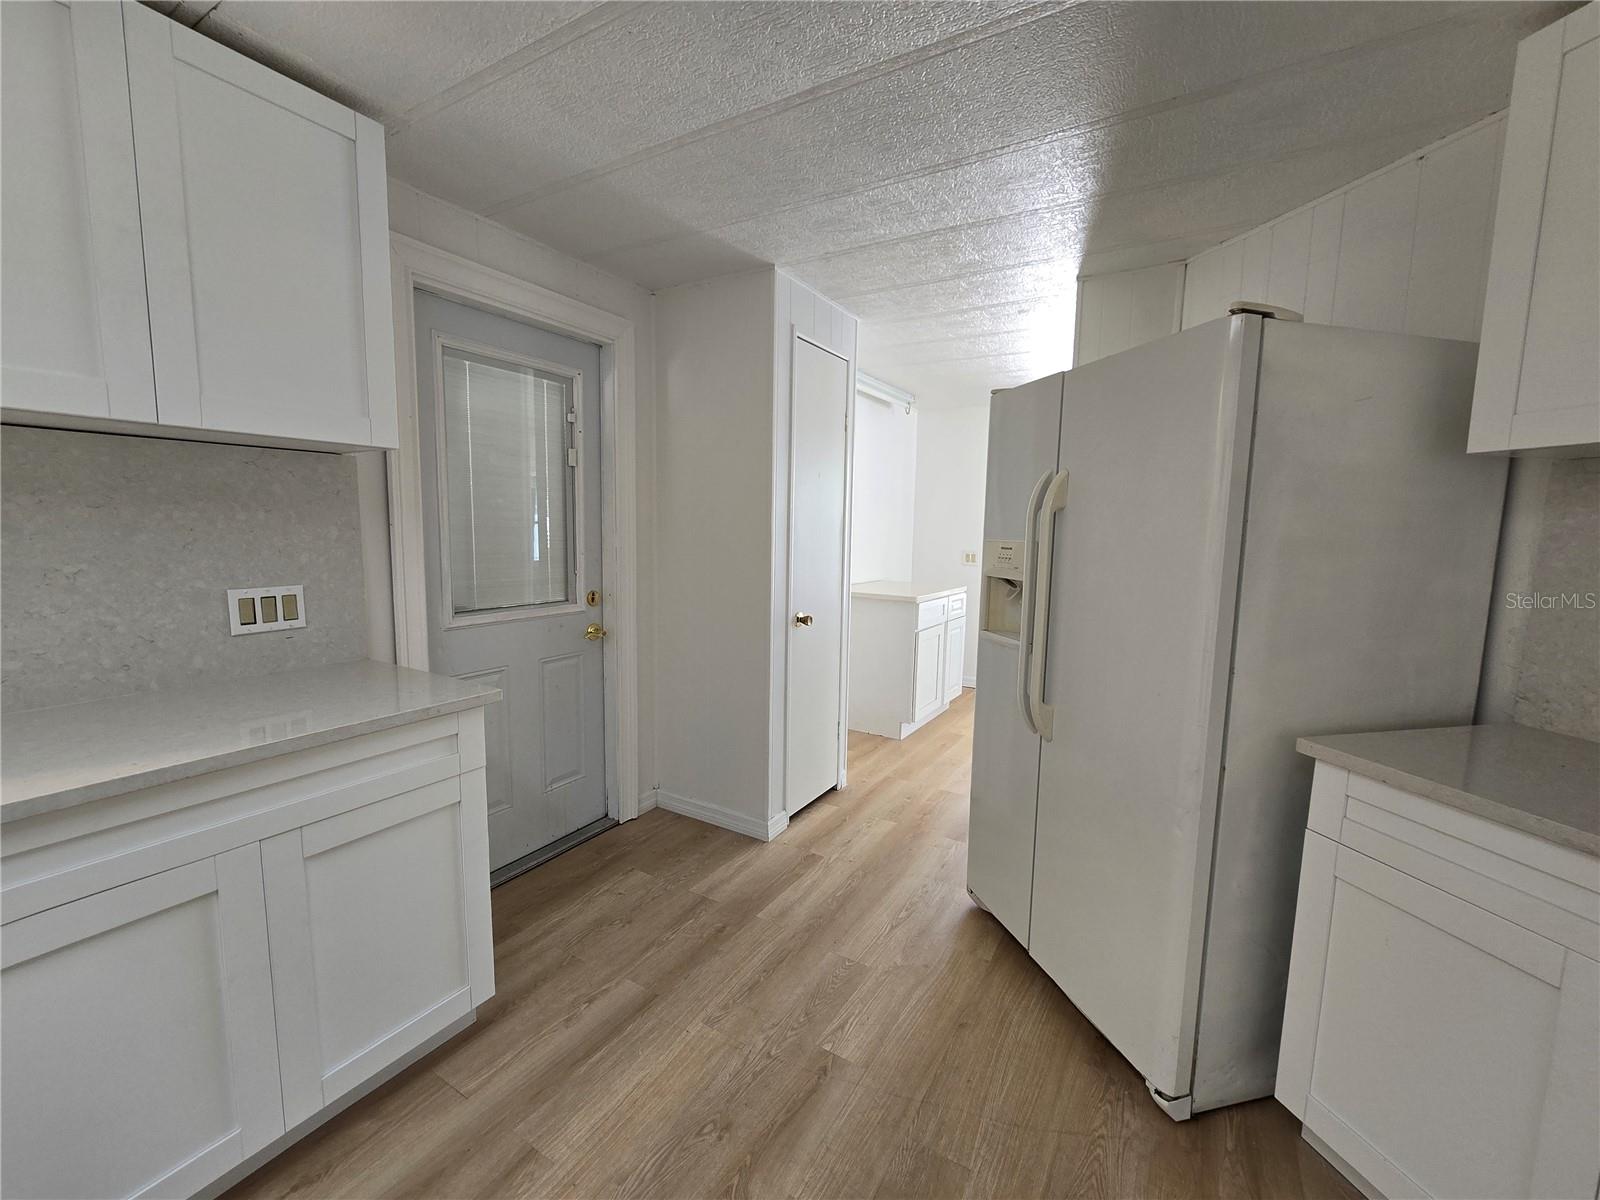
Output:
1267,208,1313,313
1304,196,1345,324
1181,246,1222,329
1406,121,1507,341
1162,116,1506,338
1074,263,1183,366
1330,157,1421,332
1240,228,1273,303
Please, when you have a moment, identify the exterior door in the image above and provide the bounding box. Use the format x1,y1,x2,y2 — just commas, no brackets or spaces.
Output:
785,336,850,814
414,290,607,872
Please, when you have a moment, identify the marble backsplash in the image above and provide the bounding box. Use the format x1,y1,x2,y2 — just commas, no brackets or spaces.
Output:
2,426,369,712
1505,458,1600,741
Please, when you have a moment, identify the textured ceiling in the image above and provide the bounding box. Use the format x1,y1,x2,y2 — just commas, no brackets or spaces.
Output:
168,1,1567,406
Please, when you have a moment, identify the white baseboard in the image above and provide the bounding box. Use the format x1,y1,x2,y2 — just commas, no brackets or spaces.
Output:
636,788,658,815
963,674,977,688
657,790,783,841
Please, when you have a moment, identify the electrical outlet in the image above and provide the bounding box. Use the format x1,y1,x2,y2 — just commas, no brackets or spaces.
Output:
228,585,307,636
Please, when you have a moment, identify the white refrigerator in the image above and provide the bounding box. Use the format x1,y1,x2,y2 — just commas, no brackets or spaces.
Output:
967,313,1508,1118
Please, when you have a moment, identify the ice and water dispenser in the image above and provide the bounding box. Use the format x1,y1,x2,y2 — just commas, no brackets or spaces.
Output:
979,539,1026,638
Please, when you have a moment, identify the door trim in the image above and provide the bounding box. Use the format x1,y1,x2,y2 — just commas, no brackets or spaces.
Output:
388,234,640,824
782,330,854,813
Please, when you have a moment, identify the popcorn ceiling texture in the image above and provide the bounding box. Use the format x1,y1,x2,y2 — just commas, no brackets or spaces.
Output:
1,427,368,712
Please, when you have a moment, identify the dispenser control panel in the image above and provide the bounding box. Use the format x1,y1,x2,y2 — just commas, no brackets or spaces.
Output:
984,539,1024,580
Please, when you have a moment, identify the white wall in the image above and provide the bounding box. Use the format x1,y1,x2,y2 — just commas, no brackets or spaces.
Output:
385,180,661,811
653,270,776,836
911,405,990,686
850,376,917,583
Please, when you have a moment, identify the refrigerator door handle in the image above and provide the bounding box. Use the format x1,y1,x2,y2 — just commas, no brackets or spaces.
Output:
1029,470,1070,740
1015,470,1053,735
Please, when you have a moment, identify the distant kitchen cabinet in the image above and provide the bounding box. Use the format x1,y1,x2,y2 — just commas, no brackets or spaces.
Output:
849,582,967,739
1279,751,1599,1200
0,1,397,451
1470,2,1598,455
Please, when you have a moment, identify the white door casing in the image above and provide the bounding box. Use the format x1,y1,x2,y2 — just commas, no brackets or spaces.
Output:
388,235,639,825
785,335,851,814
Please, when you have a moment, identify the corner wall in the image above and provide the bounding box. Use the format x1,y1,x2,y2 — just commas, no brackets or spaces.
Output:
653,270,777,835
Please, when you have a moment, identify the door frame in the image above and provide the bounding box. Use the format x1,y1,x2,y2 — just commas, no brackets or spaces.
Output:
388,233,640,824
782,329,855,812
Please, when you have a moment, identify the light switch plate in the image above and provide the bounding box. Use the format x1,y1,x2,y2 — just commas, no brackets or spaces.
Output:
228,585,307,636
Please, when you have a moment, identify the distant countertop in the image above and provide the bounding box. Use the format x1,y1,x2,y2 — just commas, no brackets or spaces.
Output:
851,580,966,603
1297,724,1600,857
1,661,501,824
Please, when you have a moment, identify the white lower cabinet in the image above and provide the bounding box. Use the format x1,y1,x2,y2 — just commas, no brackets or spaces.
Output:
943,615,967,703
1,849,282,1200
262,779,487,1126
1279,764,1599,1200
848,583,967,739
913,622,946,721
0,708,493,1200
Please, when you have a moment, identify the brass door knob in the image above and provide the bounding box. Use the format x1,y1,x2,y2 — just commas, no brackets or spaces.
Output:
584,623,608,640
793,612,814,627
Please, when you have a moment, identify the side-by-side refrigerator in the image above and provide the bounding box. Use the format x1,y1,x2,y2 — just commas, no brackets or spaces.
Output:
967,312,1508,1118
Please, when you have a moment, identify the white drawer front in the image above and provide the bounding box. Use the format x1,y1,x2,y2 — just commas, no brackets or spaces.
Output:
917,597,947,630
946,592,967,618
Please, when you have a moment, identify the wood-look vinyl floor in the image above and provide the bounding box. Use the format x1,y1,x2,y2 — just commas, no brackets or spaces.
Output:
226,692,1360,1200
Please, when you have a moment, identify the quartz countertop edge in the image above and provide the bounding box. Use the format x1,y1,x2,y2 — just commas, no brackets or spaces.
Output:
1296,724,1600,857
2,661,501,824
851,580,966,603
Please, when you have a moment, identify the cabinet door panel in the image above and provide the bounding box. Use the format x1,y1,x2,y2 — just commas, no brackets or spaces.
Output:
913,624,944,720
1304,846,1595,1200
262,779,475,1126
123,2,392,447
1471,7,1600,453
0,849,282,1200
943,616,966,702
1,0,155,421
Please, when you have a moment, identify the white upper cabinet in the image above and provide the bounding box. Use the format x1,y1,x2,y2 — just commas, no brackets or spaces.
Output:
0,2,156,423
124,2,396,449
1471,3,1599,455
0,2,396,451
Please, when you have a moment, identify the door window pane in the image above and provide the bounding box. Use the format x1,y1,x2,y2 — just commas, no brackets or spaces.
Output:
441,347,574,614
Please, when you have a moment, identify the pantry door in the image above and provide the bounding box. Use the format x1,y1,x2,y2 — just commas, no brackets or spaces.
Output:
414,290,608,877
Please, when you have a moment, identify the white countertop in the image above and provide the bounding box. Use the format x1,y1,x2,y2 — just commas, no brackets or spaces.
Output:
1297,724,1599,857
850,580,966,603
1,661,500,824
